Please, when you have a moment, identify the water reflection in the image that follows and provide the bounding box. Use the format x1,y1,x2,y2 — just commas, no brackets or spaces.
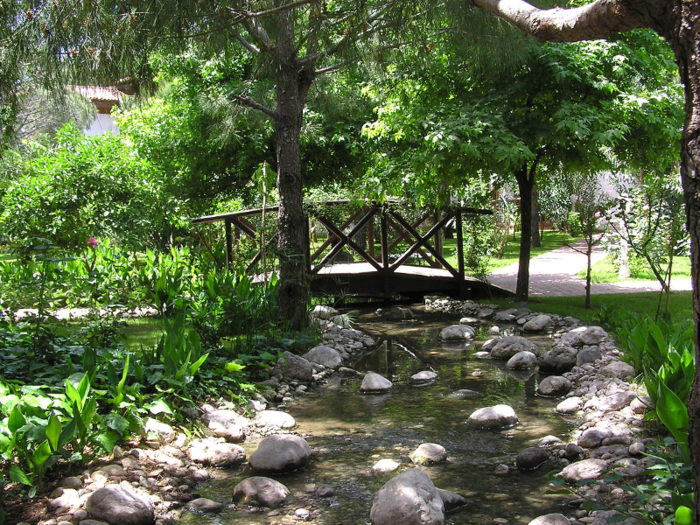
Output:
180,304,573,525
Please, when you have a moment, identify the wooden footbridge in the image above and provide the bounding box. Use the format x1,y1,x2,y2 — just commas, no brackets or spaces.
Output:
193,200,511,300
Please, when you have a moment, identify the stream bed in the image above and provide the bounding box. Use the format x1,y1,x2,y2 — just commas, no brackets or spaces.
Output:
180,305,577,524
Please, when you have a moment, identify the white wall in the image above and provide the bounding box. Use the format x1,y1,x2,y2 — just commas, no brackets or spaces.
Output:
83,113,119,136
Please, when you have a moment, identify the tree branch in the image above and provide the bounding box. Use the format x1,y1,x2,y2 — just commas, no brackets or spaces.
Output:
229,93,280,119
231,29,260,55
465,0,648,42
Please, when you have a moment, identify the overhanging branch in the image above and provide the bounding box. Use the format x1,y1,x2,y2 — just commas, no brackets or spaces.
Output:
465,0,648,42
229,93,280,119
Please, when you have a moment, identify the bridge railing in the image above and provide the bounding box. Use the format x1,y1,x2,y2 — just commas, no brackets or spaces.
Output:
192,200,491,296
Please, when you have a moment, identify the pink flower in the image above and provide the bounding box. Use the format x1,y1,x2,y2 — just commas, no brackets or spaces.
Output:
595,211,601,218
88,237,98,248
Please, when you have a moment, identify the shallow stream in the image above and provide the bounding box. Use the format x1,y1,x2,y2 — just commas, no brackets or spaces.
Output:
181,305,576,524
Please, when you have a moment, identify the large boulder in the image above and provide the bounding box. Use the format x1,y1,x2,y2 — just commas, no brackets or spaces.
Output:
409,371,438,386
310,305,338,320
370,469,445,525
436,489,467,513
409,443,447,465
576,346,602,366
537,376,572,397
254,410,296,429
187,438,246,467
561,326,608,347
506,351,538,370
86,486,155,525
249,435,312,473
360,373,393,394
602,361,636,380
560,459,609,483
274,351,314,382
490,336,541,359
539,344,578,374
439,325,475,341
515,447,550,470
303,345,343,369
467,405,518,430
205,410,247,442
523,314,552,332
232,477,291,508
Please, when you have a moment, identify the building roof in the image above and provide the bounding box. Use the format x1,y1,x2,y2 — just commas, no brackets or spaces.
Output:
70,86,127,114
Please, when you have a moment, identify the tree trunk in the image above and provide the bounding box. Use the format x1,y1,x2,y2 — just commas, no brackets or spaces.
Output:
515,164,535,302
670,1,700,520
531,185,541,247
274,10,315,331
585,235,592,309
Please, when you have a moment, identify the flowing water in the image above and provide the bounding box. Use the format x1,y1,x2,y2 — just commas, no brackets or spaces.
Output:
180,305,575,524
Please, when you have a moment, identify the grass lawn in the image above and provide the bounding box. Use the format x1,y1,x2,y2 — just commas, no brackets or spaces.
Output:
443,230,579,273
577,254,692,283
119,317,163,349
488,291,693,328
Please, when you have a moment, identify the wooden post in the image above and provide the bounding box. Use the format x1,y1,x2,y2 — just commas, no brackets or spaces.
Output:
456,211,466,299
434,210,443,257
381,207,390,297
368,215,375,259
225,218,233,271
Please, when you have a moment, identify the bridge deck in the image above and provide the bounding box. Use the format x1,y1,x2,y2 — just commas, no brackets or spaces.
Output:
310,262,511,299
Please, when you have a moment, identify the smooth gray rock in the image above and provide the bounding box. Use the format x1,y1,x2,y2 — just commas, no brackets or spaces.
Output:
275,351,314,382
528,514,571,525
561,326,608,346
590,510,642,525
481,337,500,352
506,351,538,370
143,418,175,444
232,477,291,508
539,344,578,374
467,405,518,430
459,316,479,324
494,311,516,322
369,469,445,525
310,305,338,320
409,371,438,386
556,397,582,414
187,498,224,513
602,361,636,380
578,429,606,448
86,486,155,525
409,443,447,465
384,307,415,320
360,373,393,393
205,410,246,442
249,435,312,473
537,376,572,397
445,389,479,400
304,345,343,368
560,458,609,482
523,314,552,332
59,476,83,489
439,325,475,341
516,447,550,470
490,336,541,359
187,438,246,467
436,489,467,513
254,410,296,429
373,459,402,474
576,345,602,366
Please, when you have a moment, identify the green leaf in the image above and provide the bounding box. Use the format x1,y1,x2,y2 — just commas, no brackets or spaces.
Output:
45,415,62,451
65,378,81,410
9,464,31,486
94,431,119,453
189,353,208,376
656,381,689,445
32,440,52,467
148,399,173,415
8,406,26,434
58,417,77,449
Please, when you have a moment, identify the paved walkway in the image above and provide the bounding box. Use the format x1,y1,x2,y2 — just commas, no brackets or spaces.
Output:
487,240,693,297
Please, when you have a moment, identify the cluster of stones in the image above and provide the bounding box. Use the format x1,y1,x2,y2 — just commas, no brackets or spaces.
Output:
27,300,651,525
257,305,376,407
426,298,648,525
